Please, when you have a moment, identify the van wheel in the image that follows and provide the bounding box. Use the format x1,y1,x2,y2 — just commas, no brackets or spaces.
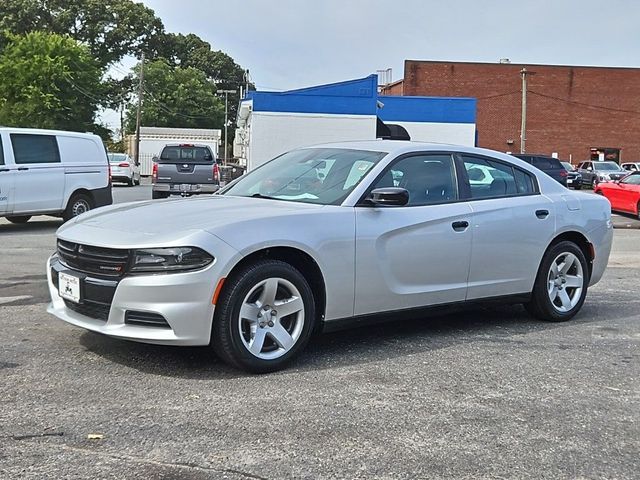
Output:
212,259,316,373
63,194,93,221
6,216,31,224
152,191,170,199
524,241,589,322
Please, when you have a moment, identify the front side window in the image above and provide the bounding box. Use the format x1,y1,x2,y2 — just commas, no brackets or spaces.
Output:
11,134,60,164
221,148,387,205
463,155,536,199
370,154,458,206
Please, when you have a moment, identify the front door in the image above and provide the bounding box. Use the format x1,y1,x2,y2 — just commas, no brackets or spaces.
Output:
354,153,473,316
10,133,65,214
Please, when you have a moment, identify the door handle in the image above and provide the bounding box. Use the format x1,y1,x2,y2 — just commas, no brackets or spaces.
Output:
452,220,469,231
17,167,29,171
536,209,549,219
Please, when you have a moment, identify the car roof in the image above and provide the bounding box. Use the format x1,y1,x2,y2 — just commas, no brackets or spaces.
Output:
0,126,101,140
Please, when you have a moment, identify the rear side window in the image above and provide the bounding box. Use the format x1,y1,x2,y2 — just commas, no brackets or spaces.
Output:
160,146,213,163
11,134,60,164
0,136,4,165
463,155,536,198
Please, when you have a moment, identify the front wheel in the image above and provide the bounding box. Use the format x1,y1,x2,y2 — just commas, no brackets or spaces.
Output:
6,215,31,224
525,241,589,322
212,259,316,373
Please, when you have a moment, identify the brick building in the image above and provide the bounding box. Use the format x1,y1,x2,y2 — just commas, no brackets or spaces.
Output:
382,60,640,163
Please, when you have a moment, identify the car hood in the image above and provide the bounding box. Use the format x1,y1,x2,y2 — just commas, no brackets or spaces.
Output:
57,196,323,246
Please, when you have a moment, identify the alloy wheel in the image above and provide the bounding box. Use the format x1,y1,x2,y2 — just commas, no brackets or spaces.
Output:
238,277,305,360
547,252,584,313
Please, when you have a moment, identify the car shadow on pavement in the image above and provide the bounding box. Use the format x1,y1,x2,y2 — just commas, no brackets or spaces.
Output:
78,302,605,379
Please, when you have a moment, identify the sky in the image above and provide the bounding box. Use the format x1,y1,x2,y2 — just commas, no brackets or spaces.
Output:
139,0,640,90
103,0,640,130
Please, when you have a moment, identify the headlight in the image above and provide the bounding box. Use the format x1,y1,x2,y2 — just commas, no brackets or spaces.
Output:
130,247,214,273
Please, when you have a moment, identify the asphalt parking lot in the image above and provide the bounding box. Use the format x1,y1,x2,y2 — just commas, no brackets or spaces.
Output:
1,184,638,479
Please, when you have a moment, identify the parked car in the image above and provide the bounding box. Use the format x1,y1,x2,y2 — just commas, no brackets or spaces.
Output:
107,153,141,186
594,171,640,219
47,141,613,372
560,161,582,189
621,162,640,173
0,127,112,224
512,154,568,186
151,144,220,199
577,160,626,187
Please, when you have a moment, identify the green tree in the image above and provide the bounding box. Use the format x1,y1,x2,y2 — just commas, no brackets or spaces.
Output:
0,0,163,66
0,31,103,132
125,60,224,132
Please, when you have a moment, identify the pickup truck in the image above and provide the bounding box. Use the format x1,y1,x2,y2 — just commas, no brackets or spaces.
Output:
151,144,220,199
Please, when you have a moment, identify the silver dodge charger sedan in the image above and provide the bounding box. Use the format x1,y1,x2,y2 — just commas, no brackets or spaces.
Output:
47,141,613,372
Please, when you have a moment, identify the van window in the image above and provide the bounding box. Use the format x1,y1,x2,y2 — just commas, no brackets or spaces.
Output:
0,136,4,165
11,134,61,164
57,136,103,164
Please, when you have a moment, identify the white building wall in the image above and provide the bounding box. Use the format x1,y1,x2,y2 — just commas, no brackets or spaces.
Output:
247,112,377,169
390,121,476,146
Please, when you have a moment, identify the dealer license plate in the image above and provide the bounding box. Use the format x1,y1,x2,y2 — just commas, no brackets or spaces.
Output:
59,272,81,303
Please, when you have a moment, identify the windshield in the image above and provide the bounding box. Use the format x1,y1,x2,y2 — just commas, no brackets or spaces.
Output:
159,146,213,163
220,148,387,205
108,153,127,162
595,162,622,171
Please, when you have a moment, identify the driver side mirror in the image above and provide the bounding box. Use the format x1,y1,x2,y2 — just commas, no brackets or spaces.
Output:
367,187,409,206
152,155,159,162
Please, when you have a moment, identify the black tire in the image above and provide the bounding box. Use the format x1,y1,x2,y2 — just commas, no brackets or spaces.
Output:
524,241,589,322
637,202,640,220
134,176,141,186
62,193,93,222
212,259,316,373
152,191,170,199
6,215,31,224
126,176,134,187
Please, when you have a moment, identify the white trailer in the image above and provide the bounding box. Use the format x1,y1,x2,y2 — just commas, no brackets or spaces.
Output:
127,127,221,176
233,75,477,171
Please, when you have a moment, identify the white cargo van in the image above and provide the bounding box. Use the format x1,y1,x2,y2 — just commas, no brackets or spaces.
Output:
0,128,112,224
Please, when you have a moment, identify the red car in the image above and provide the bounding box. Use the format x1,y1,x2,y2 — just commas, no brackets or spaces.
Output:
594,172,640,219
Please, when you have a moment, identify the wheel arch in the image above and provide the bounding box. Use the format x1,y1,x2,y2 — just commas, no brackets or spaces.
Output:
64,188,95,209
547,231,594,278
222,246,327,328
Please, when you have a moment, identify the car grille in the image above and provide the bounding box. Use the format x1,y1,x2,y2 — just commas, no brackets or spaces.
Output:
609,173,625,180
57,240,130,277
64,299,111,321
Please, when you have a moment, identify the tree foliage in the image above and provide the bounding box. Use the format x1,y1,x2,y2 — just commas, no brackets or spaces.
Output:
0,31,103,132
125,60,224,133
0,0,163,66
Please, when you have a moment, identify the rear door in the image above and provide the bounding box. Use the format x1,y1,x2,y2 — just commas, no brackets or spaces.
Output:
0,133,13,214
461,154,556,299
10,133,65,214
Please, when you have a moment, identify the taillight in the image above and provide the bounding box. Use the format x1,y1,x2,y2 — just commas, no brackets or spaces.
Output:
213,163,220,182
560,170,568,177
152,162,158,182
118,162,130,167
108,163,112,183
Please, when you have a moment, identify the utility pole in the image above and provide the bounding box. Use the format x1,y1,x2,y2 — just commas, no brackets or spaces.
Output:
134,53,145,166
520,67,528,154
218,89,237,165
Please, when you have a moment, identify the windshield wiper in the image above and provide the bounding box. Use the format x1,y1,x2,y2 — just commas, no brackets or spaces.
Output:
249,193,279,200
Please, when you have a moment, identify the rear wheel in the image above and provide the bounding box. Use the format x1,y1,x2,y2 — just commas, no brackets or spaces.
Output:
126,176,134,187
212,259,316,373
6,215,31,224
63,193,92,222
525,241,589,322
152,191,170,199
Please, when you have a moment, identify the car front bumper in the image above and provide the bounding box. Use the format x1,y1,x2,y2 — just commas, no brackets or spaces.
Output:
47,255,218,346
